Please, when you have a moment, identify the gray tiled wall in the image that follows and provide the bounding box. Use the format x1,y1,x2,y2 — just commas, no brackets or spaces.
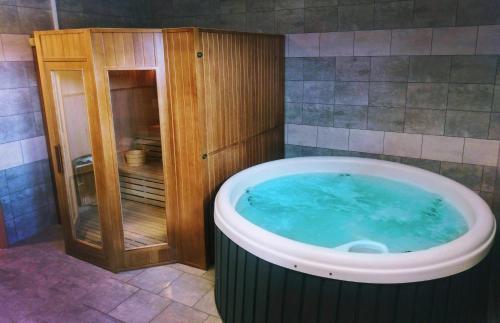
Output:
0,0,52,34
284,27,500,211
145,0,500,34
0,160,57,244
0,1,57,245
56,0,150,28
286,144,496,204
286,53,500,140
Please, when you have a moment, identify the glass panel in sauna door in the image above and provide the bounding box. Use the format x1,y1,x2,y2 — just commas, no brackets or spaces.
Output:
51,70,103,248
108,70,167,250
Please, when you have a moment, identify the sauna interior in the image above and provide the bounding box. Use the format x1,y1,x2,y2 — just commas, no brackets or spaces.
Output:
32,27,284,272
108,69,166,250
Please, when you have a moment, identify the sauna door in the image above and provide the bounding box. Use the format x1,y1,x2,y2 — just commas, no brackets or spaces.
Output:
41,62,109,266
106,68,175,269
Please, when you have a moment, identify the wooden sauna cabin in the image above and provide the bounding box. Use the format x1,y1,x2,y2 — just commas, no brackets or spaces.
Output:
33,28,284,272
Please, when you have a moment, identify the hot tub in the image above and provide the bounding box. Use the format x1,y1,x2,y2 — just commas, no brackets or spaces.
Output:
214,157,496,323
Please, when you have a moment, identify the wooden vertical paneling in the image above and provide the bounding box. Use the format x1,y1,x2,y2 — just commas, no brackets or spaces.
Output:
198,30,284,154
164,29,208,268
164,28,284,269
199,30,284,204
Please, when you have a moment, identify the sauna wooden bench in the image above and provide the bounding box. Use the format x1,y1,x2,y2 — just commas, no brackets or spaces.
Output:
118,161,165,208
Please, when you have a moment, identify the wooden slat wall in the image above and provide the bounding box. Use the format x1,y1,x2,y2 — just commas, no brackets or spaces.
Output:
207,127,284,199
38,31,87,60
198,30,284,154
164,29,208,268
197,31,285,268
91,31,161,68
164,28,284,268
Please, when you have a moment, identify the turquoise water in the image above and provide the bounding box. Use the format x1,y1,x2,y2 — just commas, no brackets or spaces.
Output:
235,173,468,253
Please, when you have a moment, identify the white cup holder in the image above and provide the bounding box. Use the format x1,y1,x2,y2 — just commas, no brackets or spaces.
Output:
334,239,389,254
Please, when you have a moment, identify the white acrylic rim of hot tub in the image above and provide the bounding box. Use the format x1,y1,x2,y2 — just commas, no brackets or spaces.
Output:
214,157,497,284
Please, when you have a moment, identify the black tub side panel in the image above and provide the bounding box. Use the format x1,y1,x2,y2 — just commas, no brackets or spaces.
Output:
215,227,490,323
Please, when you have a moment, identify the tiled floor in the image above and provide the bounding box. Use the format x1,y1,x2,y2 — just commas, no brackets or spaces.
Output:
0,226,221,323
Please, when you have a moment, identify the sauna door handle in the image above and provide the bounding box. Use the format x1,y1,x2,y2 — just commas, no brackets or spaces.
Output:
55,144,64,174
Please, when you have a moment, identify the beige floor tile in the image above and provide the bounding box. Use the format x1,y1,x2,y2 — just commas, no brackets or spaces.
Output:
193,290,220,317
83,278,138,313
201,268,215,282
159,273,214,306
109,290,171,323
112,269,145,283
128,266,182,293
205,316,223,323
169,263,207,276
151,301,208,323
